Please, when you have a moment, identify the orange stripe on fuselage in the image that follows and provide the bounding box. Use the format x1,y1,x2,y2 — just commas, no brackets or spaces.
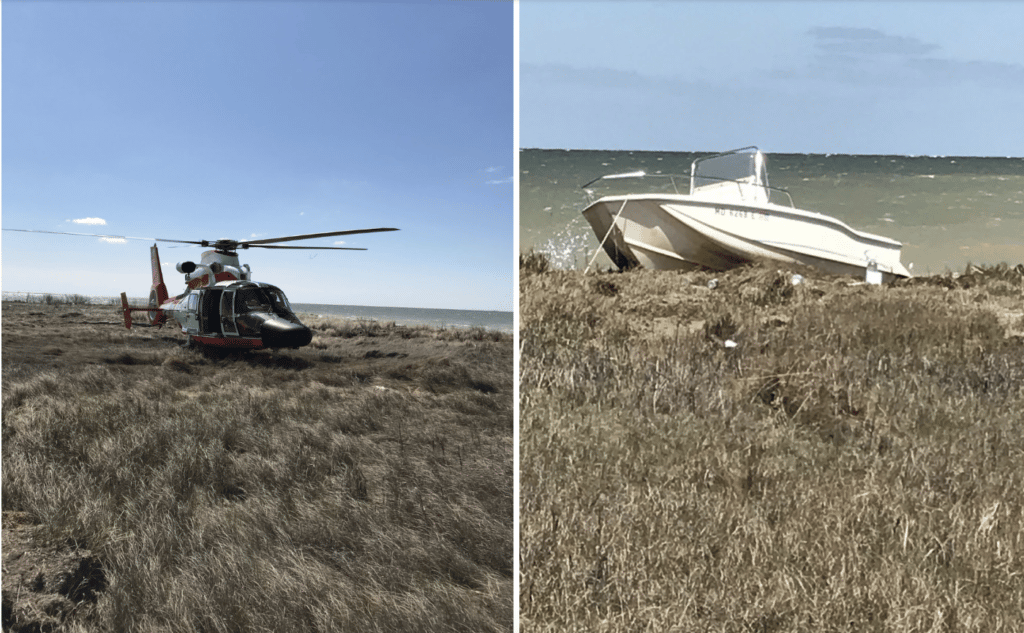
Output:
186,272,239,289
192,335,264,349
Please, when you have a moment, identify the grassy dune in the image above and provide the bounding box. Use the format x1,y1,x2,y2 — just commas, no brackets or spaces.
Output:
2,303,512,632
520,255,1024,632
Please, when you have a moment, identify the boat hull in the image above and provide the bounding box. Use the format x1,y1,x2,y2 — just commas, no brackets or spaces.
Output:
583,194,911,280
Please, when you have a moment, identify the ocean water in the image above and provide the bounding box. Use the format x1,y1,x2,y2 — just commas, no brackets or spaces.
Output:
0,292,513,333
521,149,1024,275
293,303,512,333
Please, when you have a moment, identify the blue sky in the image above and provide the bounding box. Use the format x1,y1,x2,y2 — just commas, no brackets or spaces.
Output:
2,1,513,311
521,1,1024,157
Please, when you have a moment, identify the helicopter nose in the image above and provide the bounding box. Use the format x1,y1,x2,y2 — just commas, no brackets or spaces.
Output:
260,318,313,348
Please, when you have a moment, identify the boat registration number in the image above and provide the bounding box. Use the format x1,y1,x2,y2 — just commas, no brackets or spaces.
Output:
715,207,769,221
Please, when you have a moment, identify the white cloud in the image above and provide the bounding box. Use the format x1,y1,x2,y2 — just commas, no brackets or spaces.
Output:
483,165,512,184
100,236,127,244
72,217,107,225
333,240,346,245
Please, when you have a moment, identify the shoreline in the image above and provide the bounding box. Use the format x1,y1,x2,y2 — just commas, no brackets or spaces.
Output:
0,295,514,333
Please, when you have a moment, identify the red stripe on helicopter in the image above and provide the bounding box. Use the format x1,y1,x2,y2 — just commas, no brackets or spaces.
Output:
186,272,241,289
191,335,264,349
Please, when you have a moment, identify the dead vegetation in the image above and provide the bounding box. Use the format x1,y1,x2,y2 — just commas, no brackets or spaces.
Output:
520,254,1024,632
2,302,513,632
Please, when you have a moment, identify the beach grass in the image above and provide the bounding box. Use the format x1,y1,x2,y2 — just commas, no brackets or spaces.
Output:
519,255,1024,632
2,303,513,632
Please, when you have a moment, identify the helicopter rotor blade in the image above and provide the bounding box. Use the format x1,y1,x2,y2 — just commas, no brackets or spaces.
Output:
239,227,399,247
3,229,212,246
154,238,208,246
2,228,157,242
248,245,369,250
4,227,398,251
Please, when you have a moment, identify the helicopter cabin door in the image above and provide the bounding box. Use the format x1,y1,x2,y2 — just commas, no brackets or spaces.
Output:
199,288,222,334
182,292,201,335
220,289,237,335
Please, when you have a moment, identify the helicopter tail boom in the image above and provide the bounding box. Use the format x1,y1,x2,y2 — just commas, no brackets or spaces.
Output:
120,292,164,329
143,244,169,326
151,244,169,306
118,245,170,329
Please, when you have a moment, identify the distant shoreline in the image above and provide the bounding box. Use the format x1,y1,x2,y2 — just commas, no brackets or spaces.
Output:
0,291,513,314
519,146,1024,159
0,295,514,333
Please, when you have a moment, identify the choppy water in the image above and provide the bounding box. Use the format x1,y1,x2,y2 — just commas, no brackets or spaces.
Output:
521,149,1024,275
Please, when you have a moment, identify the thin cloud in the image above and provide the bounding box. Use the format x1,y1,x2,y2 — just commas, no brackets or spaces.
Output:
483,166,512,185
71,217,107,225
808,27,939,57
99,236,127,244
523,62,659,91
907,57,1024,85
333,240,346,245
800,26,1024,89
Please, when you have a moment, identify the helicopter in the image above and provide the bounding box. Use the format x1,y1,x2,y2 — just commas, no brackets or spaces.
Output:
3,227,398,350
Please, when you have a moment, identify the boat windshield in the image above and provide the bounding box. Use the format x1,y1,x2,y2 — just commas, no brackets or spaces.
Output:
580,147,792,207
689,147,774,204
691,148,767,190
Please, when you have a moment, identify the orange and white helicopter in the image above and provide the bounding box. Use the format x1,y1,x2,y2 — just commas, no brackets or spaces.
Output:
4,228,398,350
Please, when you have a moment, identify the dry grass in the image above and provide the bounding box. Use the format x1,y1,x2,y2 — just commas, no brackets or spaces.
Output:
2,303,512,632
520,256,1024,632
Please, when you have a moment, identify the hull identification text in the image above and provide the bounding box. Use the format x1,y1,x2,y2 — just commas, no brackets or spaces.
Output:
714,207,770,221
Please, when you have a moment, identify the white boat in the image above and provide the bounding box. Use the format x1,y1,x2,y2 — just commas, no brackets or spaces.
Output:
581,147,911,281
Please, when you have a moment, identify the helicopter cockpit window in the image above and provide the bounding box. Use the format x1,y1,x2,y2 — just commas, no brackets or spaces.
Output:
260,285,302,323
234,288,274,315
264,287,292,313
